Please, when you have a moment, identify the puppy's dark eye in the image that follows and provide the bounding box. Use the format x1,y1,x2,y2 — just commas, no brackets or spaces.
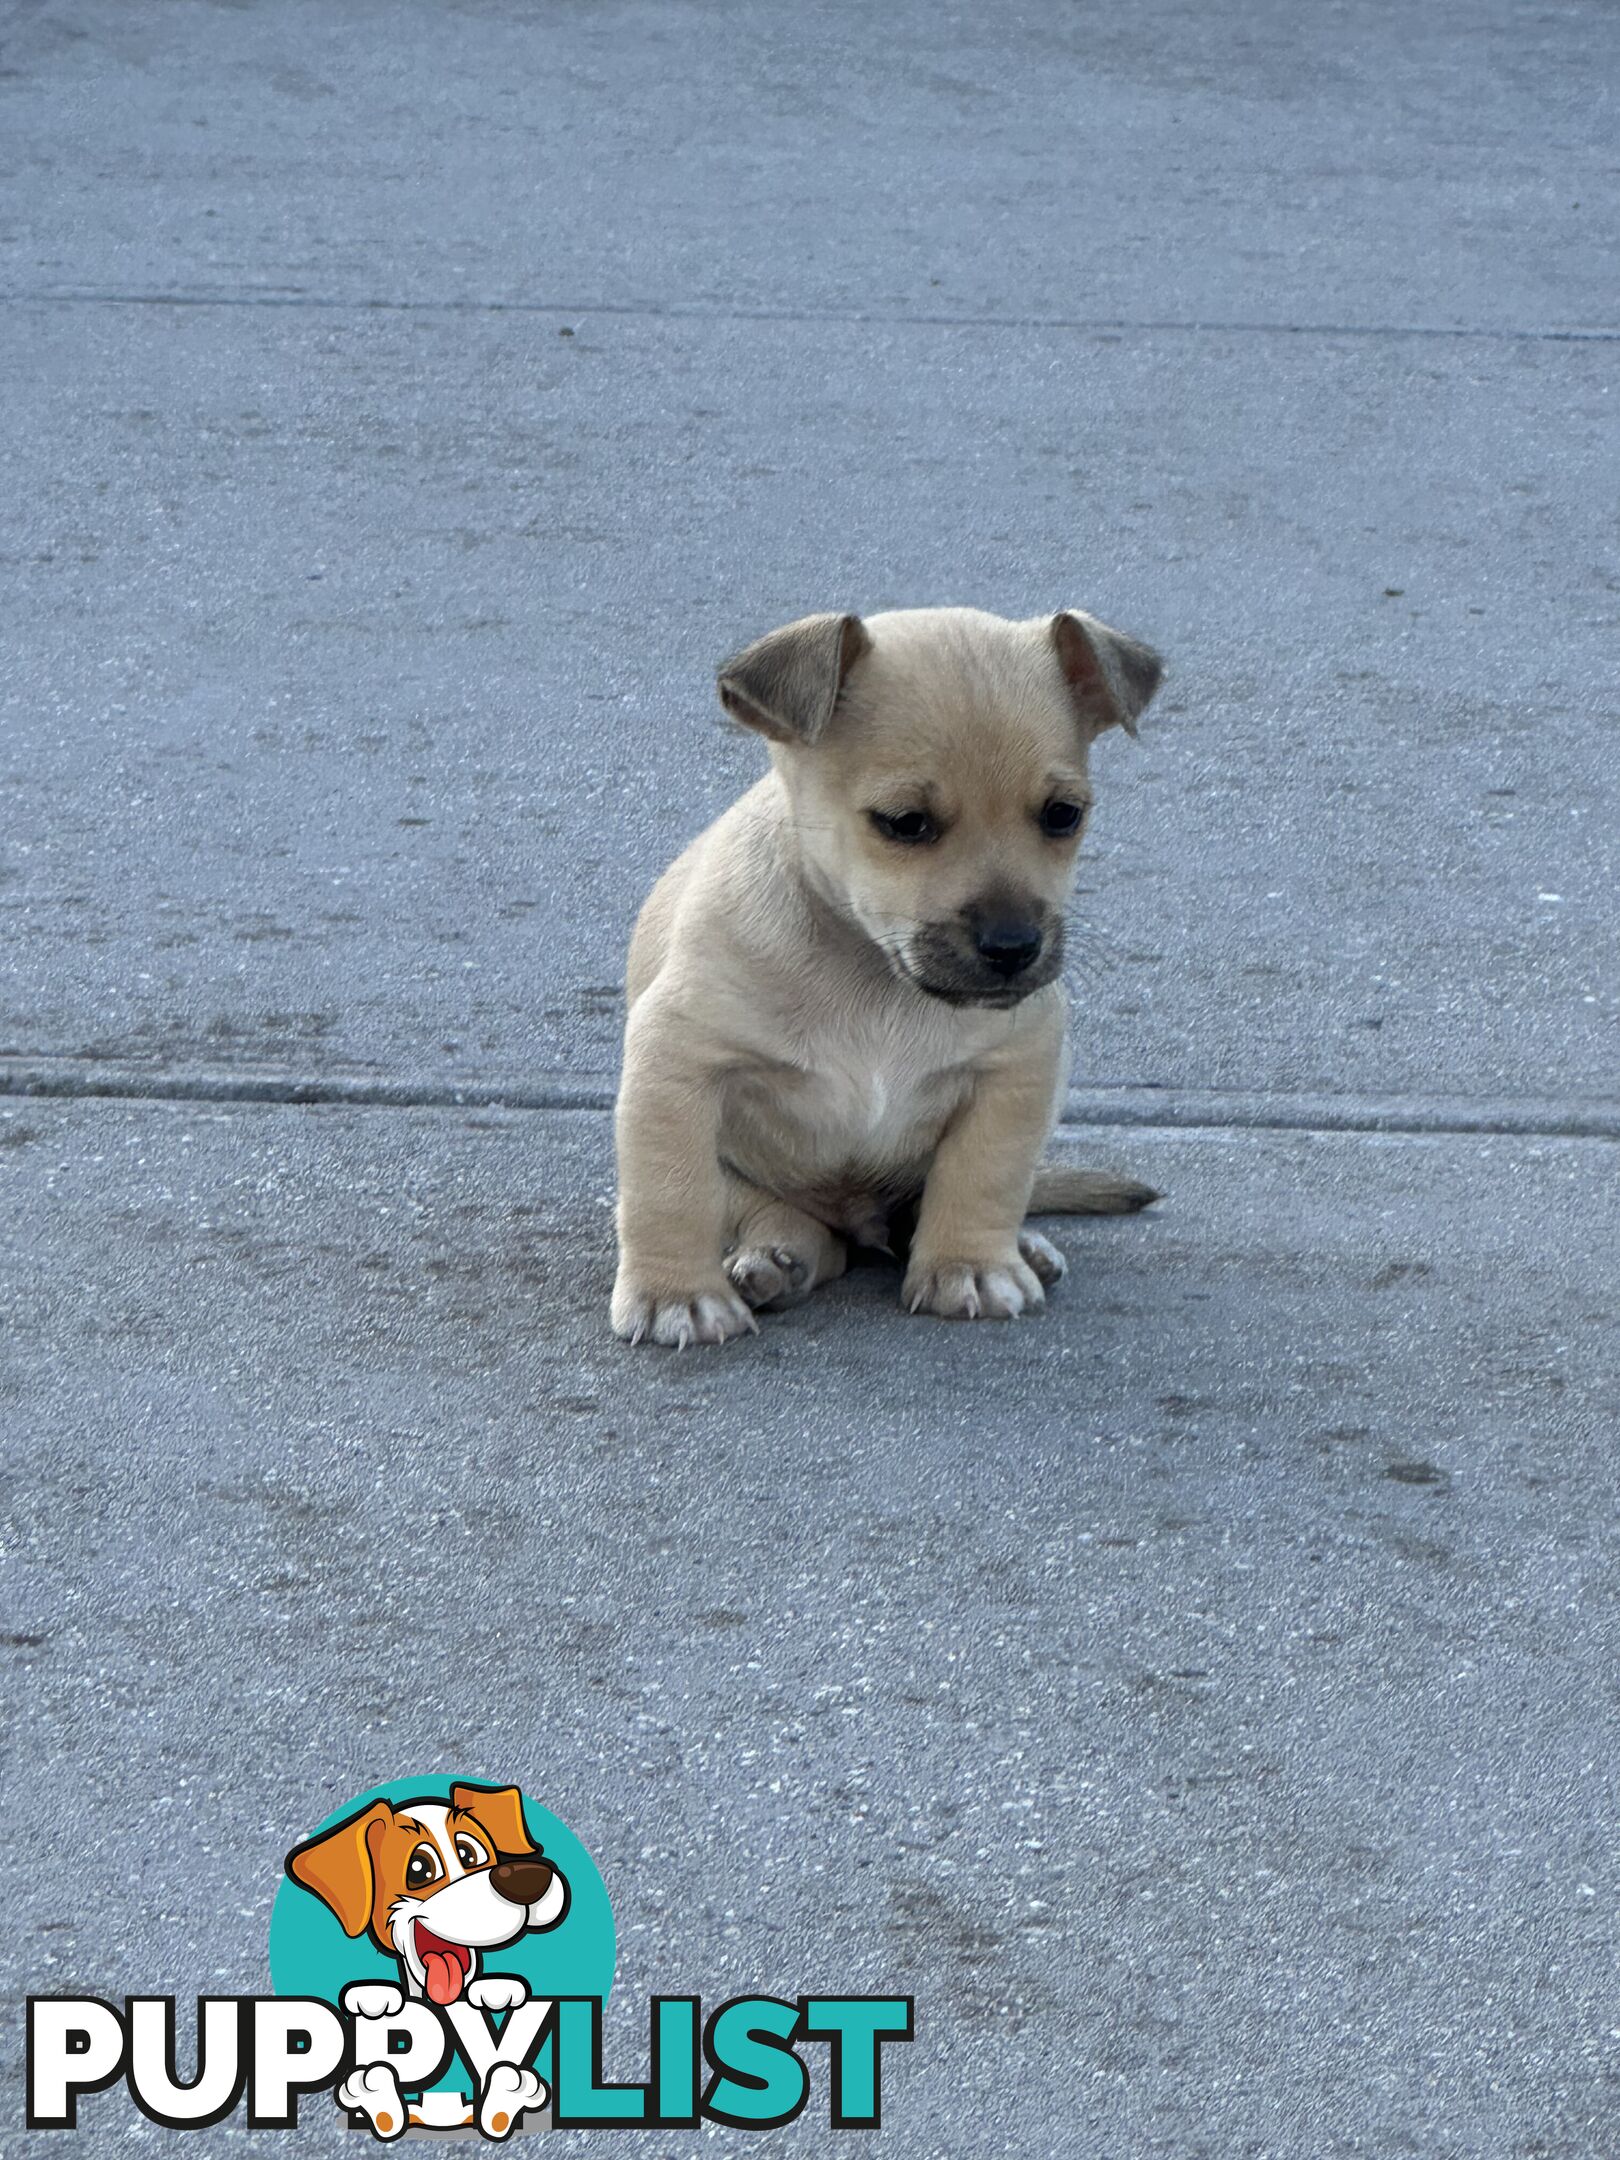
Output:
406,1845,442,1889
454,1836,487,1870
870,809,938,845
1039,799,1086,838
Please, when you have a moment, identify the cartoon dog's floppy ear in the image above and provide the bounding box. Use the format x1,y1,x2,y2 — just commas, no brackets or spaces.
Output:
450,1783,537,1859
1051,610,1163,740
285,1800,393,1937
717,613,871,745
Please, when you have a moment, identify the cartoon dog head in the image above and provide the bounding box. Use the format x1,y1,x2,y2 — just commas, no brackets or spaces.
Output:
286,1784,569,2006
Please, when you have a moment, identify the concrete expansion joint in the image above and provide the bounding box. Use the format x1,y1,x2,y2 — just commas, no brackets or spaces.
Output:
2,1058,1617,1144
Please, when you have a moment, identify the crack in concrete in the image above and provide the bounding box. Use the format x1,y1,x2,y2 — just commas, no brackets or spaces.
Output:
1,1059,1616,1141
2,288,1614,344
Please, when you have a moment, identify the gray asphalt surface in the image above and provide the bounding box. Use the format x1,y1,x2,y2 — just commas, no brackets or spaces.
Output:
1,3,1615,2155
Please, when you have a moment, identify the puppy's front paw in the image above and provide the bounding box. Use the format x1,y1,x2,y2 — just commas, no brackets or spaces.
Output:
612,1271,758,1348
903,1249,1047,1321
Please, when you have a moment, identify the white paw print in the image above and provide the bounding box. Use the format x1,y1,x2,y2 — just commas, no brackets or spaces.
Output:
479,2062,546,2139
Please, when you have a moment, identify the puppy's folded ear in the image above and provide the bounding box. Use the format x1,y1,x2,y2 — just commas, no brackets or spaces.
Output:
451,1782,537,1859
285,1800,393,1937
1051,610,1164,740
717,613,871,744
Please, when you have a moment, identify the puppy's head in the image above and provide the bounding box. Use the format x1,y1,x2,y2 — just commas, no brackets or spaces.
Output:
717,606,1162,1006
286,1784,569,2005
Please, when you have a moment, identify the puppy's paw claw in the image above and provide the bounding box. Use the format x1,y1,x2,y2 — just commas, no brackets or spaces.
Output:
1017,1228,1067,1287
902,1252,1046,1321
726,1243,810,1310
612,1277,757,1347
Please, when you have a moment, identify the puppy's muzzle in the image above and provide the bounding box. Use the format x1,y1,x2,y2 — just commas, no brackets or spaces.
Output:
974,916,1044,981
903,903,1064,1006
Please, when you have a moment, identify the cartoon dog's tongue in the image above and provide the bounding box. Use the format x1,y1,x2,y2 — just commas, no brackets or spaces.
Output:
415,1923,471,2005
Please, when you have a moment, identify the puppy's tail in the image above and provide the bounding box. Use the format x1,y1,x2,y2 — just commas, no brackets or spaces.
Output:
1028,1165,1161,1215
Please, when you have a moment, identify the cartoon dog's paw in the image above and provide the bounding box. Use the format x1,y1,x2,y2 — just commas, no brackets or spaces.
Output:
341,1981,405,2020
479,2063,547,2140
1017,1228,1067,1287
612,1271,757,1348
466,1973,529,2013
337,2064,407,2140
902,1249,1047,1321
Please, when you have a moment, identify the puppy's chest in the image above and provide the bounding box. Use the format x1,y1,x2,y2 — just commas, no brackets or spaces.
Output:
725,1014,972,1198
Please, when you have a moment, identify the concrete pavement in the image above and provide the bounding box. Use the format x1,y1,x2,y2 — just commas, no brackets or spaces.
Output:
0,2,1615,2153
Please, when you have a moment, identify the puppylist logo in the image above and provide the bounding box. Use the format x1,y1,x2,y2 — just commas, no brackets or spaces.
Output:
25,1776,913,2139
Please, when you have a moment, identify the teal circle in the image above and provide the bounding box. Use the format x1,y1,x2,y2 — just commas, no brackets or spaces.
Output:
269,1775,614,2097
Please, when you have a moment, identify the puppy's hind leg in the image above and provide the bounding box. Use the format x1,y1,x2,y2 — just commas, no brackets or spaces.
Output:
1016,1226,1068,1290
723,1176,848,1312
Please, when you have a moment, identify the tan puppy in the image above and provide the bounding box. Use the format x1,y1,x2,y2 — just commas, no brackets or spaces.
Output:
613,605,1164,1347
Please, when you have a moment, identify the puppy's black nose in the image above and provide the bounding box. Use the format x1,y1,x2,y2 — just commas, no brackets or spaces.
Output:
490,1857,553,1907
975,921,1043,978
